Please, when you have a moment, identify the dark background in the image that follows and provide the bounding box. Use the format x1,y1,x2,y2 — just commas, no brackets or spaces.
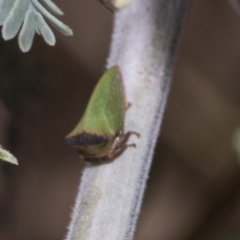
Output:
1,0,240,239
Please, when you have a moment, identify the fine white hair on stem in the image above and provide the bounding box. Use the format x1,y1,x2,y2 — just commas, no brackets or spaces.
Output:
65,1,191,240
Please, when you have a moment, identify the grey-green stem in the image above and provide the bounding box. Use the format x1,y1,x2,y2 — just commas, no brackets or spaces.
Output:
65,1,191,239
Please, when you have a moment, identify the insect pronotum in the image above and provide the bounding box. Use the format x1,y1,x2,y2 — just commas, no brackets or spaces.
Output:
64,66,139,162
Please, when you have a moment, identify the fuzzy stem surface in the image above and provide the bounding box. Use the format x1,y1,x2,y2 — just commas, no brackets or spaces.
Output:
65,1,191,239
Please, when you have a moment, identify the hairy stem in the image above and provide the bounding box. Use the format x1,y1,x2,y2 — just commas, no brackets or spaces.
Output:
65,1,191,239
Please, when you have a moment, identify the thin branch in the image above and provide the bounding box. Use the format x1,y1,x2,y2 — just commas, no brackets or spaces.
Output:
65,1,191,239
228,0,240,19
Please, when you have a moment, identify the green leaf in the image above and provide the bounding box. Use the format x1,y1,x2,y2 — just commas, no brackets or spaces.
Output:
35,12,55,45
18,10,36,52
39,0,63,15
0,0,15,25
0,0,72,51
31,0,73,36
2,0,29,40
0,146,18,165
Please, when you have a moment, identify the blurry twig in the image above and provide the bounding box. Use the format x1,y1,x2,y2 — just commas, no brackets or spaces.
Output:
228,0,240,19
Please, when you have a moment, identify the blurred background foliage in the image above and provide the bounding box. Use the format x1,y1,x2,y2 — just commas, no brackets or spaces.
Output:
0,40,46,105
1,0,240,239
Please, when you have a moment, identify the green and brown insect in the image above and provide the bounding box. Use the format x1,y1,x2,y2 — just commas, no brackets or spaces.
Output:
64,66,139,162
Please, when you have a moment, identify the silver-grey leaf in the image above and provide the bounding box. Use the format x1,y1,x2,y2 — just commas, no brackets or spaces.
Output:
18,10,36,52
2,0,30,40
39,0,63,15
31,0,73,36
35,12,55,45
0,0,73,52
0,0,15,25
0,146,18,165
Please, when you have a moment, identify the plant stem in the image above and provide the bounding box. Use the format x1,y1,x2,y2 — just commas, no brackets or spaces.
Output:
65,1,191,239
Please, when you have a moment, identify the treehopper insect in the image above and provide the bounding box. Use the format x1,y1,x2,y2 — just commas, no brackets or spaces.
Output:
64,66,139,162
